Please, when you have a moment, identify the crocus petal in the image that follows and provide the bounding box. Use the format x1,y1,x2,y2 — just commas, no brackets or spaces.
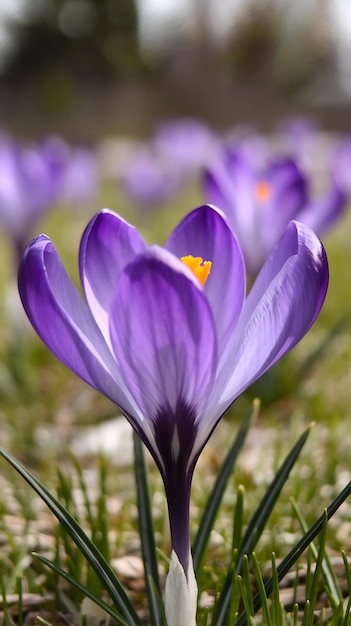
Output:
203,154,264,272
109,246,217,430
18,235,141,420
298,183,348,234
0,138,62,246
204,151,257,226
164,550,197,626
22,147,59,216
154,117,217,170
121,145,183,206
203,167,233,214
61,147,99,206
204,152,312,276
79,210,146,344
209,220,328,419
0,143,26,235
331,135,351,192
262,159,307,230
166,205,246,353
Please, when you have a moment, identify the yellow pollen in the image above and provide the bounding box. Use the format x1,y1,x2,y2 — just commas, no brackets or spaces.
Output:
254,180,272,203
181,255,212,286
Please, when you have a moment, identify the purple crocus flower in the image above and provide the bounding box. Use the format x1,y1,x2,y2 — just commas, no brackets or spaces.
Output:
204,150,308,275
297,183,347,234
0,136,65,264
331,135,351,194
120,144,183,207
204,148,346,276
225,124,271,170
277,116,318,161
40,136,70,182
120,120,219,209
18,205,328,622
153,117,220,172
60,146,100,209
41,137,100,209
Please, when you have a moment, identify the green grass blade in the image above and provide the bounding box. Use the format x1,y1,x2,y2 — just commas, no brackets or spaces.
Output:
133,433,166,626
232,485,245,552
65,454,111,594
200,606,210,626
16,577,23,626
192,400,259,574
147,575,168,626
291,497,342,607
270,553,282,626
213,422,312,625
302,600,311,626
68,452,95,534
36,617,55,626
293,602,299,626
304,547,313,609
237,575,253,624
228,553,241,625
237,423,312,567
95,455,111,561
251,552,272,626
0,576,11,626
341,551,351,624
241,555,254,617
302,511,328,626
0,448,142,626
33,553,131,626
236,479,351,625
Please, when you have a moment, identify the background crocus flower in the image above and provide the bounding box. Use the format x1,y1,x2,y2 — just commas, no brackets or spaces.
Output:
277,116,319,165
225,124,272,169
120,144,184,207
0,136,65,263
204,150,308,275
153,117,220,173
297,183,348,234
60,146,100,209
119,120,220,210
18,205,328,624
40,135,70,184
41,137,100,209
203,147,346,276
331,135,351,194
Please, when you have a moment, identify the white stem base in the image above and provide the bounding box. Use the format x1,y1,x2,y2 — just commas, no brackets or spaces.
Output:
164,550,198,626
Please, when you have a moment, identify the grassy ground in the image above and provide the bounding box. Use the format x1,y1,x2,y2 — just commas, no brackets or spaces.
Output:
1,172,351,624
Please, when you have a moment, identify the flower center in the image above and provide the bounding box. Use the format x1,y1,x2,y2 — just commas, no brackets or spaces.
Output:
254,180,272,203
181,255,212,286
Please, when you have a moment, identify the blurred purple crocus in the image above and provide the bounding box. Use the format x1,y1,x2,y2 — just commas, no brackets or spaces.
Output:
0,136,66,264
120,120,219,209
277,116,318,161
204,148,346,275
331,135,351,194
60,146,100,209
153,117,219,173
18,205,328,623
42,137,100,209
121,144,183,207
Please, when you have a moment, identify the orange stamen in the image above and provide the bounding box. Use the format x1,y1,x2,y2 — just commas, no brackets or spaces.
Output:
181,255,212,286
254,180,272,203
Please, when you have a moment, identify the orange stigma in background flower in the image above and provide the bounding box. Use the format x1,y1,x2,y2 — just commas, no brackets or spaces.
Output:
181,255,212,286
254,180,272,202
